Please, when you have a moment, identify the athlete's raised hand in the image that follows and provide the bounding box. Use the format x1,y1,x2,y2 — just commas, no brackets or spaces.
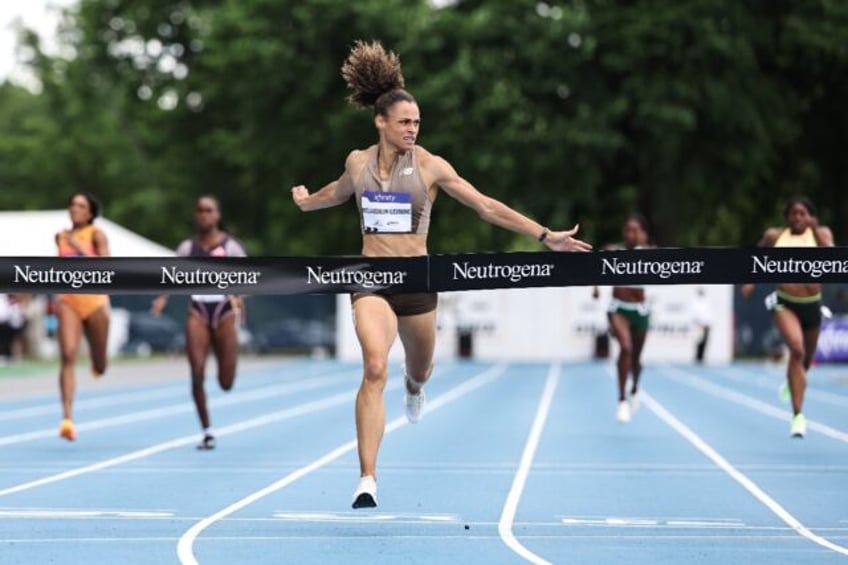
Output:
290,185,310,209
544,225,592,252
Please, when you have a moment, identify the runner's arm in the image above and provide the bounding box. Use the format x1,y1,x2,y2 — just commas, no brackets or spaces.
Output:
743,228,781,297
291,153,357,211
431,156,591,251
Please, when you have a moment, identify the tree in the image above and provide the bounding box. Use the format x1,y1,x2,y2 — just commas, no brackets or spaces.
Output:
2,0,846,253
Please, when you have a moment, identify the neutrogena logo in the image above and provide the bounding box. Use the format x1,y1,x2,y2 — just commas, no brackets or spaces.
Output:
600,257,705,279
751,255,848,278
306,266,407,288
160,267,261,289
14,264,116,289
451,261,554,282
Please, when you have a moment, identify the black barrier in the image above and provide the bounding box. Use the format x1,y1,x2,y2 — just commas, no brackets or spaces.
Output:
1,247,847,294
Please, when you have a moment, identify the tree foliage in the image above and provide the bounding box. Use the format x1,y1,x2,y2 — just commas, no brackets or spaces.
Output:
1,0,847,253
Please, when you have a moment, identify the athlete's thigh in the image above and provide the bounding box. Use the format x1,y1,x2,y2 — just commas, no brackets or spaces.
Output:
83,307,110,353
397,310,437,375
772,309,804,354
802,327,821,363
631,329,648,358
352,295,399,360
56,301,82,357
186,311,212,368
608,312,632,349
211,314,239,386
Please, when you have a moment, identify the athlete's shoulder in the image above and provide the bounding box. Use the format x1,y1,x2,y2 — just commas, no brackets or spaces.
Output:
759,227,783,246
224,234,248,257
815,225,835,246
414,145,442,165
175,238,193,257
415,146,453,176
345,146,373,166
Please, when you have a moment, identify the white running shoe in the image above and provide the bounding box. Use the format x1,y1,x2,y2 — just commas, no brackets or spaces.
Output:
403,366,427,424
616,401,631,423
352,475,378,509
404,387,426,424
629,391,640,415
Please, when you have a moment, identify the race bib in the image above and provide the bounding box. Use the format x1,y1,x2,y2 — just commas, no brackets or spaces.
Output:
361,191,412,233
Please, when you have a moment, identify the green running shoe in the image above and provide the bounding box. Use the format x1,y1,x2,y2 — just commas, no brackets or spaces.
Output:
778,382,791,404
790,413,806,438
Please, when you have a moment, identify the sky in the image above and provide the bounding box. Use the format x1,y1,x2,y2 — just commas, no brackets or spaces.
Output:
0,0,76,87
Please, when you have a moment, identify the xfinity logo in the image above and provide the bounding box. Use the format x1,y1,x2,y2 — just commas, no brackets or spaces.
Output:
306,266,408,288
751,256,848,278
160,267,261,289
14,265,115,289
601,257,704,279
452,261,554,282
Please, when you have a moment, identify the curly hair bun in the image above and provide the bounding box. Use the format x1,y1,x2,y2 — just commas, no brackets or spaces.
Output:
341,40,405,109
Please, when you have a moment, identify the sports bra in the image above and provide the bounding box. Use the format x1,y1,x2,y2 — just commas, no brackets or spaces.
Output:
57,224,100,257
353,146,431,235
774,227,817,247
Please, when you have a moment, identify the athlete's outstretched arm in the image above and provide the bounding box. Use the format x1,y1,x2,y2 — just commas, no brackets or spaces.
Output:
431,156,591,252
742,227,782,298
291,152,357,212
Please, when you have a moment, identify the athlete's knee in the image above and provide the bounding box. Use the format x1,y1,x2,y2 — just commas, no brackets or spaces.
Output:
92,358,108,375
786,342,805,361
618,341,633,358
362,356,388,385
406,363,433,384
60,347,77,366
219,375,235,392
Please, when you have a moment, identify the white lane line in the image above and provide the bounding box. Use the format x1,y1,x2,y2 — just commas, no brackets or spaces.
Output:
641,389,848,557
560,517,749,529
271,511,460,523
659,366,848,444
0,508,174,518
497,364,559,565
0,371,357,447
176,363,507,565
0,378,385,498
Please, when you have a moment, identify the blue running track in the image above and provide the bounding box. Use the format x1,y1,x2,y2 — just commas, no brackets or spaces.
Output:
0,358,847,564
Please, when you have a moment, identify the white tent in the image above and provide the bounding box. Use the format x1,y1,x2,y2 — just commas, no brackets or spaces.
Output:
0,210,174,256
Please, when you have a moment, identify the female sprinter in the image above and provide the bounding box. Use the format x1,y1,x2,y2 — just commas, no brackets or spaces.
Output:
742,196,834,438
152,196,247,450
56,192,110,441
290,40,591,508
593,213,651,424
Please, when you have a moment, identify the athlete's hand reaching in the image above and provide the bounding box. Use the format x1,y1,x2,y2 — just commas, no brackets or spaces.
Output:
544,225,593,252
